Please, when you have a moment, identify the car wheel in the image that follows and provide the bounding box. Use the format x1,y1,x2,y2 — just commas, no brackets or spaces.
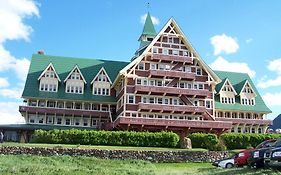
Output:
226,163,234,168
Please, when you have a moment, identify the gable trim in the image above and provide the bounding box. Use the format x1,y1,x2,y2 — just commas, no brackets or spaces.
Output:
63,65,87,84
37,62,61,82
218,78,237,95
91,67,112,84
239,80,257,96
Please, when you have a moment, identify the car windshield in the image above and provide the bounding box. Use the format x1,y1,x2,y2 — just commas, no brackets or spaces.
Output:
272,138,281,147
256,140,276,148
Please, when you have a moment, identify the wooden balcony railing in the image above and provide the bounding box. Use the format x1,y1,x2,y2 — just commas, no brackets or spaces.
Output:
135,85,210,97
138,103,205,113
216,117,272,125
113,117,232,130
151,54,193,63
19,106,109,117
149,70,195,80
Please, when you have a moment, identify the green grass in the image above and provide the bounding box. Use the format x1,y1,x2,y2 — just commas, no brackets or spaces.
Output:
0,155,280,175
1,142,208,152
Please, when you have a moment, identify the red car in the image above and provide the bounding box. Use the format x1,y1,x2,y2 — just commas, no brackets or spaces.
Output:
234,139,277,166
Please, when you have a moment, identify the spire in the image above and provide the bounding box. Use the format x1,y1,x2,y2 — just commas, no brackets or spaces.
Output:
141,12,157,37
138,12,157,49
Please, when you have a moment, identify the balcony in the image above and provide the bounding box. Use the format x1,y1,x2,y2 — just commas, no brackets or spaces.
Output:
135,85,210,97
216,118,272,126
151,54,193,63
19,106,109,117
149,70,195,80
113,117,232,130
138,103,205,113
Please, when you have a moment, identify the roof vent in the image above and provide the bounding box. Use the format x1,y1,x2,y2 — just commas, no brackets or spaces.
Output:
37,50,45,55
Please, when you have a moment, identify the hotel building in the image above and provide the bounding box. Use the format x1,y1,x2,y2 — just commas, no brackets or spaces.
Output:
19,13,272,139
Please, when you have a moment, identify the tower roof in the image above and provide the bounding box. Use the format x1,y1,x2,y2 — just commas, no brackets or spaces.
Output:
141,12,157,37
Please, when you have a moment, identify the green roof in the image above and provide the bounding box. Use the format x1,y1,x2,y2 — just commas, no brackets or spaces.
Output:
22,54,129,103
214,70,271,113
142,12,157,37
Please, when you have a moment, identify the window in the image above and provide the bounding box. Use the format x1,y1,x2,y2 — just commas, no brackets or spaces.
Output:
136,78,141,85
168,37,173,43
128,95,134,104
138,63,144,70
83,119,88,126
163,49,169,55
47,116,53,124
157,97,163,104
153,47,158,54
92,119,98,126
150,63,157,70
65,118,71,125
194,100,198,106
38,116,44,124
142,97,147,103
164,98,169,104
40,84,44,91
74,118,80,126
196,68,202,75
173,50,179,55
198,84,204,90
149,97,154,104
205,100,212,109
56,117,62,125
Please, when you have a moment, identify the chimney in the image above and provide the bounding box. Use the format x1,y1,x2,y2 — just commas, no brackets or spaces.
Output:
37,50,45,55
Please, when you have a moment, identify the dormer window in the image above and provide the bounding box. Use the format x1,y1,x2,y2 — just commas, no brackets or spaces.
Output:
38,63,60,92
64,65,86,94
91,67,112,96
240,81,256,106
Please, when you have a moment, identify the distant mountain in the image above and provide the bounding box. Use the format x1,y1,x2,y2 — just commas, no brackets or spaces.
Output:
270,114,281,130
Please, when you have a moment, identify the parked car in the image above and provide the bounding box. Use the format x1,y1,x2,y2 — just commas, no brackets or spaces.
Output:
235,139,276,167
264,139,281,169
248,138,280,168
213,155,236,168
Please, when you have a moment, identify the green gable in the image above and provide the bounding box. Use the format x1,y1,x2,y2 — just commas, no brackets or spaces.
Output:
214,70,271,113
22,54,129,103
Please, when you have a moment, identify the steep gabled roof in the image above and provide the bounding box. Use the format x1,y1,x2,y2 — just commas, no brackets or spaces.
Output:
22,54,128,103
91,67,112,84
37,62,61,82
64,65,87,84
214,70,271,113
118,18,221,84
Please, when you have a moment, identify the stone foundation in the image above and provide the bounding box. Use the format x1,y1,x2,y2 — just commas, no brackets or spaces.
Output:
0,146,230,163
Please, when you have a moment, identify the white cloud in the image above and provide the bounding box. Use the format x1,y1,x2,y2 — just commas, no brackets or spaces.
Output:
0,0,36,81
140,14,160,25
210,56,256,78
262,92,281,106
0,102,25,124
245,38,253,44
0,0,39,43
210,34,239,56
257,58,281,88
0,88,22,99
0,77,9,88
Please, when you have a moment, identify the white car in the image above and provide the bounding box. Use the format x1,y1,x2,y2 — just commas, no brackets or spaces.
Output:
212,156,235,168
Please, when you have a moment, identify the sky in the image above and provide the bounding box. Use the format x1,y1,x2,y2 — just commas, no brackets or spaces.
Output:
0,0,281,124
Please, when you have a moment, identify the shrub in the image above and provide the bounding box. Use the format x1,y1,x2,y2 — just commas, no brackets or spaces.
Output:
220,133,281,150
188,133,219,150
32,129,180,148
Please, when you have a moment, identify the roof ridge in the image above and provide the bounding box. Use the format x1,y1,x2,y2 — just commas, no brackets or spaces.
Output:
32,54,129,64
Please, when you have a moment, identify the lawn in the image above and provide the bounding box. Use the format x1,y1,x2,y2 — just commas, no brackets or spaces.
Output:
0,155,280,175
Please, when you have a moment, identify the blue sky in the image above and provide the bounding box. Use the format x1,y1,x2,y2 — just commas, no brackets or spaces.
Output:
1,0,281,123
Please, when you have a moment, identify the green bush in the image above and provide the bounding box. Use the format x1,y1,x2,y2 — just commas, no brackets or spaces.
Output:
188,133,219,150
220,133,281,149
32,129,180,148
